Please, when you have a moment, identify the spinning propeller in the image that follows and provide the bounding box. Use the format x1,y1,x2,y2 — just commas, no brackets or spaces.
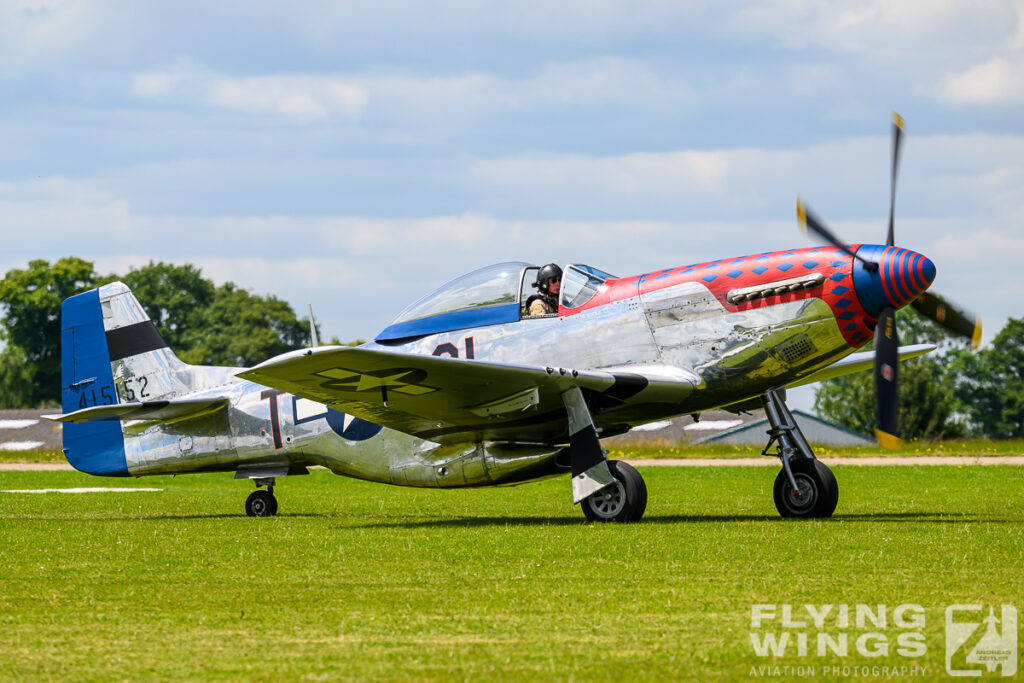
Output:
797,113,982,450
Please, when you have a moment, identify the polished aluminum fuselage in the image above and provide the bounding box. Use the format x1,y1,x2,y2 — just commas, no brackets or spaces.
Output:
122,277,852,488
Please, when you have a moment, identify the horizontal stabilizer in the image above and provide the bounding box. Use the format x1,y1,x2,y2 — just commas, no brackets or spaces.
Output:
43,397,230,424
786,343,936,389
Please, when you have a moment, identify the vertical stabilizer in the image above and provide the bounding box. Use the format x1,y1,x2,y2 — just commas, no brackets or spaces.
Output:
99,282,191,401
60,282,190,476
61,288,127,475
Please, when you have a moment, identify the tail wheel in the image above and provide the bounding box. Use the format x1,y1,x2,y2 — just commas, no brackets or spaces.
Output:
773,459,838,518
581,460,647,523
246,490,278,517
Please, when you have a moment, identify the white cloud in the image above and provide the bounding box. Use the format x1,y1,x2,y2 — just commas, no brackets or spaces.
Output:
934,56,1024,105
207,76,367,121
356,58,699,130
1,184,1018,346
467,133,1024,223
0,175,112,204
0,0,100,77
130,71,178,98
911,4,1024,106
7,132,1024,232
510,58,693,109
930,227,1024,263
131,63,368,123
1,109,1021,342
468,141,874,219
0,190,786,339
357,72,507,123
128,58,691,126
297,1,710,46
467,148,741,220
732,0,1019,60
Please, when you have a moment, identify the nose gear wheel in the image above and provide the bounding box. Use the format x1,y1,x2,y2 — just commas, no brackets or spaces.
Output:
773,459,838,518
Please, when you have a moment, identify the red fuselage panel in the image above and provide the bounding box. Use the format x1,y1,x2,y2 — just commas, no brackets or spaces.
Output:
560,246,875,348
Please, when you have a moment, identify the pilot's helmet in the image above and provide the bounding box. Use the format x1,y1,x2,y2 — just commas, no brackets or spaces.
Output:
534,263,563,291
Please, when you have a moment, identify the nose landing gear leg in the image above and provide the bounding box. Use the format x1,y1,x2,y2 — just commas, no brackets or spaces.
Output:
761,389,838,519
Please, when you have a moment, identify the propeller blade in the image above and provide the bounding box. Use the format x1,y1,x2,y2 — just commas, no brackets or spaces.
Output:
874,307,901,450
911,290,983,350
797,198,879,272
887,112,905,247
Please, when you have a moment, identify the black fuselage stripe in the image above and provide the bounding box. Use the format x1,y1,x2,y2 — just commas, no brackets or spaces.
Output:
605,373,649,401
106,321,169,362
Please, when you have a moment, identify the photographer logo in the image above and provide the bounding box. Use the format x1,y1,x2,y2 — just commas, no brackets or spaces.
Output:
945,605,1016,677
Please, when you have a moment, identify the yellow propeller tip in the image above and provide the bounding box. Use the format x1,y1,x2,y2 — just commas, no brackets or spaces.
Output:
796,199,807,232
971,318,982,351
874,429,903,452
892,111,905,131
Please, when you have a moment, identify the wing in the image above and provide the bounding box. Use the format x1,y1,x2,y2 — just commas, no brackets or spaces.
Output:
237,346,698,444
786,343,936,389
43,397,230,424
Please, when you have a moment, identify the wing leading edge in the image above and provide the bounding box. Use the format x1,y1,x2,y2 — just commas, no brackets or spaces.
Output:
786,343,936,389
238,346,698,444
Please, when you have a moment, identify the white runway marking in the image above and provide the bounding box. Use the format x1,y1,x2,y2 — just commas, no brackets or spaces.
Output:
0,419,40,429
629,456,1024,466
683,420,743,431
0,441,45,451
630,420,673,432
1,487,163,494
0,463,72,471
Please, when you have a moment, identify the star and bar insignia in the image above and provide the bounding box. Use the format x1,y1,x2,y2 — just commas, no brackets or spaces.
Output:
313,366,439,396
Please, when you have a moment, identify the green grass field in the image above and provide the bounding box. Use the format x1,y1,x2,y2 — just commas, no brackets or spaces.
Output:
1,465,1022,681
6,438,1024,466
606,438,1024,460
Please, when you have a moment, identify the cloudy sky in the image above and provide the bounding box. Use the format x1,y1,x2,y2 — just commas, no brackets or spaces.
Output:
2,1,1022,389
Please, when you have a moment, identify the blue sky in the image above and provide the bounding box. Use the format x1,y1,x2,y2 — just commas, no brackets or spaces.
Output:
2,1,1022,377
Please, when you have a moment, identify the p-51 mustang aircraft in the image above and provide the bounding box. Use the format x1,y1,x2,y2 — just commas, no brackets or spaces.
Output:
46,115,979,522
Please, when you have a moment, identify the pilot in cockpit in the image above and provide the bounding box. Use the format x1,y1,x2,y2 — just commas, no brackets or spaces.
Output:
525,263,562,316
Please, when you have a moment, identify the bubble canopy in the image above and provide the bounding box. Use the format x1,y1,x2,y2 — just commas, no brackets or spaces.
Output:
376,262,531,341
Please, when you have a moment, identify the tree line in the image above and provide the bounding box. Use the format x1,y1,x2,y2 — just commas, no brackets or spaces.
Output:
814,308,1023,440
1,257,1020,440
0,257,315,408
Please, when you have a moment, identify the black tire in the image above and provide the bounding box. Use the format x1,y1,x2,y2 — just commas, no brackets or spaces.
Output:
581,460,647,523
773,458,838,518
246,490,278,517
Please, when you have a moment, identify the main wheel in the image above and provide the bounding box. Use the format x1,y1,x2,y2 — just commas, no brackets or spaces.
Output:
581,460,647,523
773,458,838,518
246,490,278,517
